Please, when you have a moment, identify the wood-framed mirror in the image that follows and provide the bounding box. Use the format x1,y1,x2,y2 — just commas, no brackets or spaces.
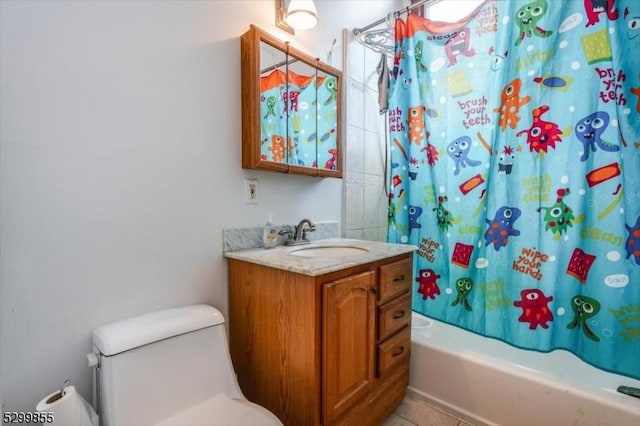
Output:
241,25,342,178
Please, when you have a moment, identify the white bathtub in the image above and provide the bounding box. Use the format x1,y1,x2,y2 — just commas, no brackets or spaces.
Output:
409,313,640,426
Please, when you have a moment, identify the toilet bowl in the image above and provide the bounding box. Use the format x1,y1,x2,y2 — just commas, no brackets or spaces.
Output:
91,304,282,426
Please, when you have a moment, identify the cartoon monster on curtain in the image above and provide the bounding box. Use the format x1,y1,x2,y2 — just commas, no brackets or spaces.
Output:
387,0,640,379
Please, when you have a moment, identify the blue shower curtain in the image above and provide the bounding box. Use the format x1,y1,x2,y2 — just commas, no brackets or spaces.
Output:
388,0,640,379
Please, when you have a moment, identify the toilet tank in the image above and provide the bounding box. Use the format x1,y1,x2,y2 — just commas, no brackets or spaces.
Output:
92,305,243,426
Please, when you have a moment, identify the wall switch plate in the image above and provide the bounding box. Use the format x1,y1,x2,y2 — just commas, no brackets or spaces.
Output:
245,179,258,204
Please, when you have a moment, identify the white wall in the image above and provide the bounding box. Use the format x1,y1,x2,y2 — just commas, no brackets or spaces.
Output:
0,0,397,414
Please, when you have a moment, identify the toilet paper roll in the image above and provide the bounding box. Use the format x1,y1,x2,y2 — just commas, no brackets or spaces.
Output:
36,385,98,426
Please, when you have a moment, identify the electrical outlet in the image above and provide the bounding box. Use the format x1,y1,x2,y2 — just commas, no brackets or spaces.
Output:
245,179,258,204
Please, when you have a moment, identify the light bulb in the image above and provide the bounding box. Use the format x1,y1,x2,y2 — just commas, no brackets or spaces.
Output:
286,0,318,30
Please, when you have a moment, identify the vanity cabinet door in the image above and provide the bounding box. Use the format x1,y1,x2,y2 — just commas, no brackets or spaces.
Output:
322,271,376,425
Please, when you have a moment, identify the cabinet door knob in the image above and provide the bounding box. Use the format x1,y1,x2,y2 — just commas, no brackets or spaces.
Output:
393,275,406,282
392,310,406,319
392,346,405,357
371,286,378,294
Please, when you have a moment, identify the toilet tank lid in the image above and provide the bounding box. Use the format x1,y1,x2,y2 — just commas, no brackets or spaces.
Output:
92,304,225,356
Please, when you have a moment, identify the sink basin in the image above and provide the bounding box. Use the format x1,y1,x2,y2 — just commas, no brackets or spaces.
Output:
290,245,369,258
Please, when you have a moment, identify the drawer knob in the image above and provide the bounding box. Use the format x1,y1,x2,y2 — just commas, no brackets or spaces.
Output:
392,310,406,319
393,275,406,282
392,346,405,357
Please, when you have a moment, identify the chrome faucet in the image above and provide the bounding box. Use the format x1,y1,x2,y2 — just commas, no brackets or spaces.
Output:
281,218,316,246
294,218,315,242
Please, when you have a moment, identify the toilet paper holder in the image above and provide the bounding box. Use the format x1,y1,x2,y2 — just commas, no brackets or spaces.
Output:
59,380,71,397
45,379,71,404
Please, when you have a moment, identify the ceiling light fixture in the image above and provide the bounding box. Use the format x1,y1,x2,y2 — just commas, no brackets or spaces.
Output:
275,0,318,34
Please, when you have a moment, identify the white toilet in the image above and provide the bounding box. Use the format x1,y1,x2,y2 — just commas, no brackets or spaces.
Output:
91,304,282,426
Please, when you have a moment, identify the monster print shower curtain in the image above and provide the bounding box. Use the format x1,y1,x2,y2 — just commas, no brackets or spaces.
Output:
387,0,640,379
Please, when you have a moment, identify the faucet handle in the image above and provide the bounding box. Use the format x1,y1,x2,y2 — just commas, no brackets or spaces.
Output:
302,224,316,240
278,226,292,236
278,226,294,243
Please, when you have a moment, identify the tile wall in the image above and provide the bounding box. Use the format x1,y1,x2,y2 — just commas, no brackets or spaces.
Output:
343,31,389,242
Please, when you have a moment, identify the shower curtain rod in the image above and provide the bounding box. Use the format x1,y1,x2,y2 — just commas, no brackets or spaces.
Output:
352,0,443,35
260,57,299,74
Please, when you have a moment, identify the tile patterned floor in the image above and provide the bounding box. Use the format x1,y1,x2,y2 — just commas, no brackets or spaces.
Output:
382,392,475,426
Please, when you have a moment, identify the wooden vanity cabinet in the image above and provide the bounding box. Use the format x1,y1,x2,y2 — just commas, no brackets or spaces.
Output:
227,253,413,426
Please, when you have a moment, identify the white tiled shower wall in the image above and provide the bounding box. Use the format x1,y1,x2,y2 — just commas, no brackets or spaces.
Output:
343,31,389,242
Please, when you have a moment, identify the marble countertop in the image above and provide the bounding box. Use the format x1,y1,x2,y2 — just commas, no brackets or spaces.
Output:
224,238,417,276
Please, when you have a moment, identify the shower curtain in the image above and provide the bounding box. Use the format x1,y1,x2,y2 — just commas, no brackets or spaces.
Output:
388,0,640,379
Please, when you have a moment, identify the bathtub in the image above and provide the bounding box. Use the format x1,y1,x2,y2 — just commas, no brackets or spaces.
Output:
409,313,640,426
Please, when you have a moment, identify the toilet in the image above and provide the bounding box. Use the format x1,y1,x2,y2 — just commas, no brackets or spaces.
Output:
91,304,282,426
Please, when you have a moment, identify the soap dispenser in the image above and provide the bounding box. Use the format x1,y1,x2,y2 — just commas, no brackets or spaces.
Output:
263,214,278,249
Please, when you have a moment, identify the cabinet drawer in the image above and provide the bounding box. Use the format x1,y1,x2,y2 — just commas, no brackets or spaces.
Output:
377,327,410,377
378,292,411,341
379,258,412,303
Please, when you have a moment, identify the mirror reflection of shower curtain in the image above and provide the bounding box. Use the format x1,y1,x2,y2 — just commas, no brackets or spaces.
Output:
260,68,338,169
387,0,640,379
